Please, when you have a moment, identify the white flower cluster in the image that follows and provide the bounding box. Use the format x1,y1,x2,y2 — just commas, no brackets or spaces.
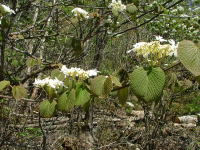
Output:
33,77,64,89
177,6,184,11
127,36,178,62
71,7,89,19
109,0,126,16
155,36,167,42
0,4,15,15
126,102,134,107
61,66,98,80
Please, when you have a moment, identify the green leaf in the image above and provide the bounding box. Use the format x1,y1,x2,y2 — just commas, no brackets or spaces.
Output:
57,89,76,112
90,76,113,98
64,78,74,90
12,85,27,100
126,4,137,14
76,87,90,106
68,89,76,104
51,69,65,81
11,59,20,67
90,75,107,97
1,17,10,29
130,67,165,102
83,100,90,112
39,100,57,118
44,86,56,99
110,76,122,87
118,87,129,106
178,40,200,76
103,76,113,97
26,58,42,67
0,80,10,92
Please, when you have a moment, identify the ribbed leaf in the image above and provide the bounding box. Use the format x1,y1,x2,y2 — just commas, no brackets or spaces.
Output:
39,100,57,118
0,80,10,92
64,78,74,90
110,76,122,87
126,4,137,14
90,75,113,98
90,76,107,96
130,67,165,102
57,89,76,112
12,85,27,100
76,88,90,106
44,86,56,99
26,58,41,67
118,87,129,106
103,76,113,97
51,69,65,81
178,40,200,76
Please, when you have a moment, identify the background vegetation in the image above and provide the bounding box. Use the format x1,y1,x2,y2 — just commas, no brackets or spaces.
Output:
0,0,200,150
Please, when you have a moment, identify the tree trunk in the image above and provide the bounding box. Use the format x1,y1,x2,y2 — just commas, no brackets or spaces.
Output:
91,31,107,69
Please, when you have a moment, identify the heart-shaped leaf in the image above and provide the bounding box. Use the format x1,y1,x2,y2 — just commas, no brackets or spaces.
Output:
12,85,27,100
90,75,112,98
90,75,107,97
39,100,57,118
57,89,76,112
110,75,122,87
126,4,137,14
130,67,165,102
76,87,90,106
0,80,10,92
178,40,200,76
103,76,113,97
51,69,65,81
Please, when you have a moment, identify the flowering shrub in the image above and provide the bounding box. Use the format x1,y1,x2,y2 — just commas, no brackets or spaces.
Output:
127,36,178,65
108,0,126,16
0,4,15,25
34,77,64,89
0,1,199,149
147,1,200,40
0,4,15,15
61,66,98,80
71,7,89,19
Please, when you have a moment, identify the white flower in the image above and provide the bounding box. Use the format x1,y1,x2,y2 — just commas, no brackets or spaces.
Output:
171,9,177,13
33,77,64,89
0,4,15,15
172,20,176,23
128,39,179,61
127,42,147,54
109,0,126,16
180,14,189,18
177,6,184,11
126,49,133,54
133,42,147,50
126,102,134,107
86,69,99,77
106,15,113,24
168,39,178,57
155,36,167,42
48,78,64,89
33,78,47,87
71,7,89,19
107,30,112,34
61,66,99,80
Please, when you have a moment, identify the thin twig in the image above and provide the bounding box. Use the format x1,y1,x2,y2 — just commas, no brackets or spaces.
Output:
113,0,185,36
39,113,47,150
0,94,36,102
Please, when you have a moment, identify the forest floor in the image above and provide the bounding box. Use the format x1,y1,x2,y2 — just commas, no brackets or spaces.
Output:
1,100,200,150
